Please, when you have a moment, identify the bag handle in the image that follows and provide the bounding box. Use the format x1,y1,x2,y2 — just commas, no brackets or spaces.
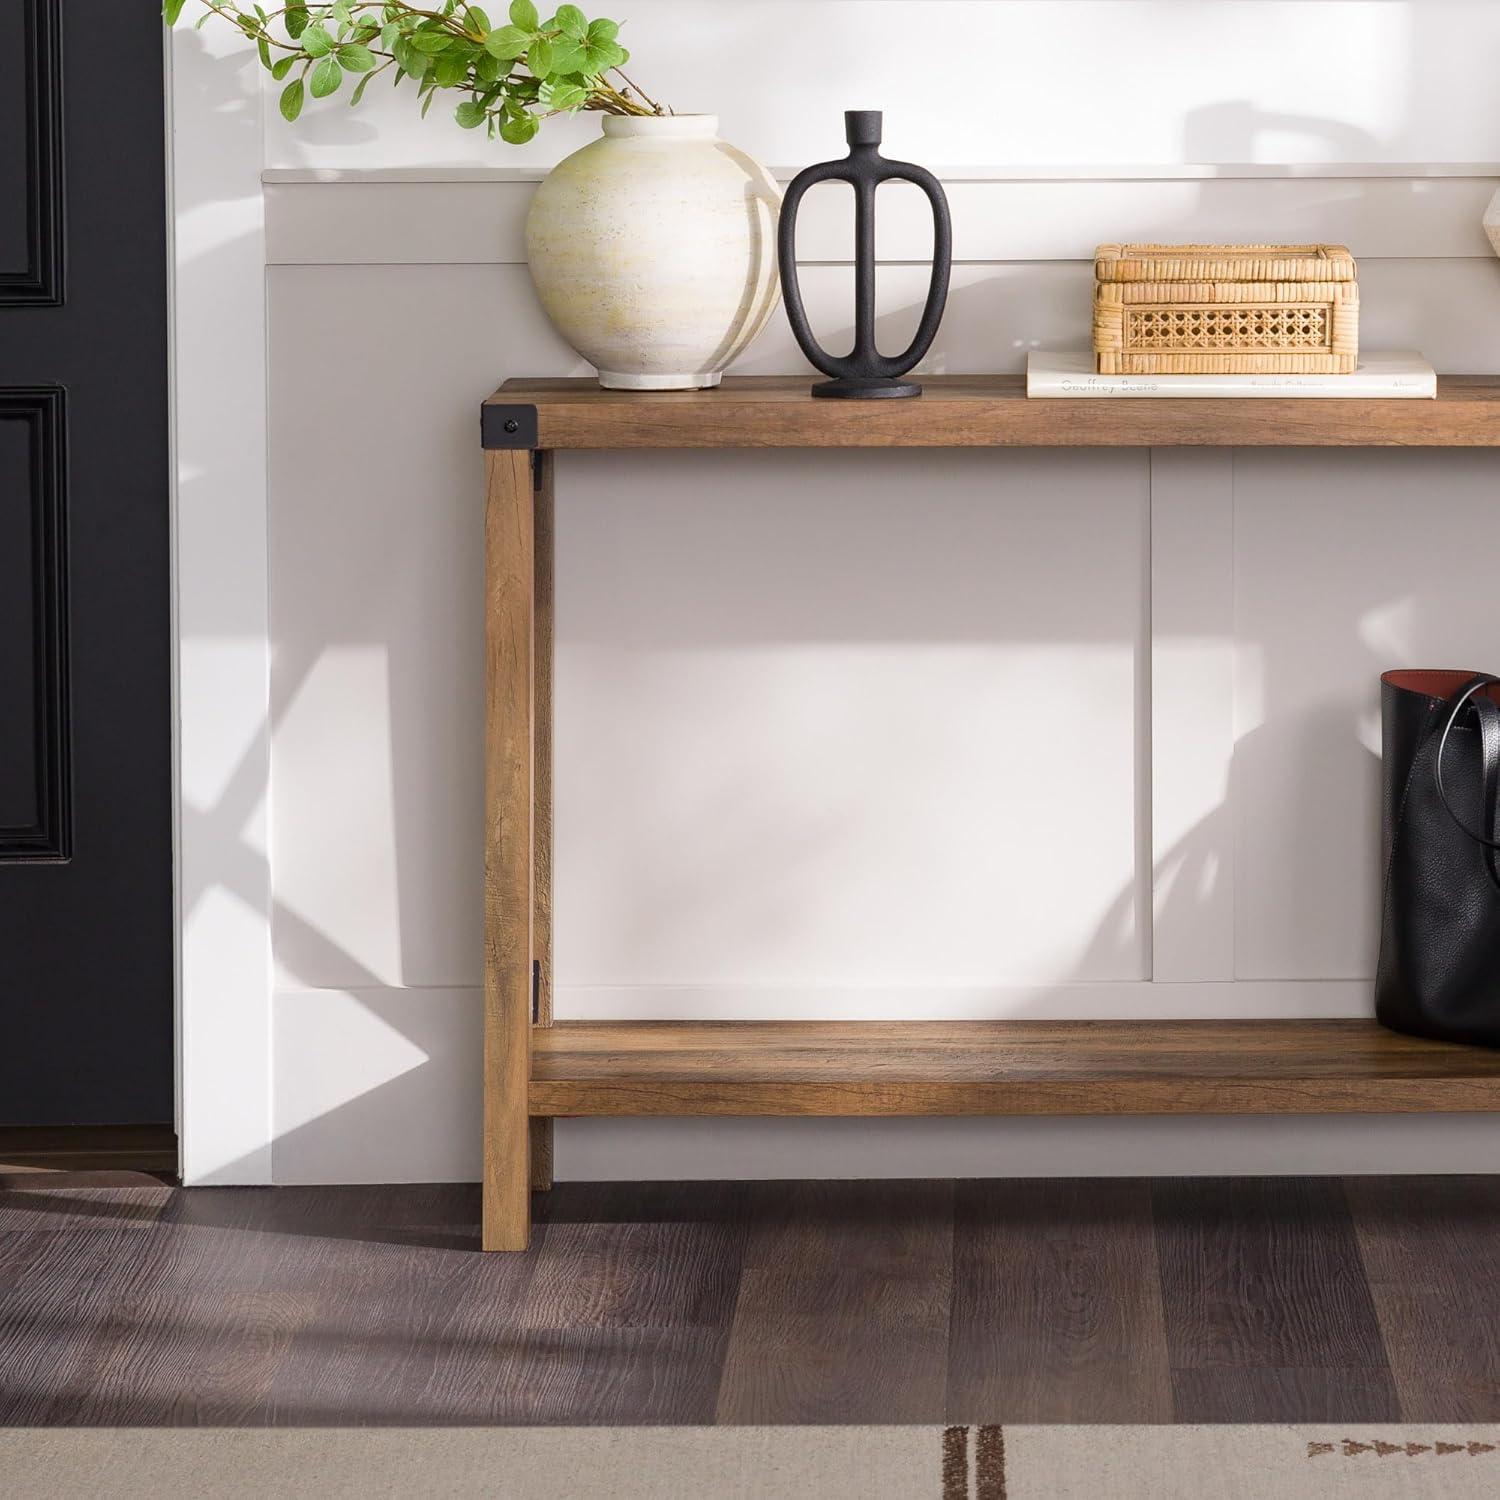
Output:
1434,675,1500,883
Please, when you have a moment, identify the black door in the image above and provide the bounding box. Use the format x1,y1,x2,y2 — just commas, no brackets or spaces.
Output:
0,1,172,1125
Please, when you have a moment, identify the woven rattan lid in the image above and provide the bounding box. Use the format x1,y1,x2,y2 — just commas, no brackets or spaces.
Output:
1095,244,1357,284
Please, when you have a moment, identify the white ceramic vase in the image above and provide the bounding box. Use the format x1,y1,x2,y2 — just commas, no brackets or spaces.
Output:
525,114,781,390
1487,186,1500,259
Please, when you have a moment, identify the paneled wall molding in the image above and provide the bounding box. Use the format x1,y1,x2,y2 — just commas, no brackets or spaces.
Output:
1,0,64,305
1150,451,1235,982
264,165,1500,268
0,387,70,861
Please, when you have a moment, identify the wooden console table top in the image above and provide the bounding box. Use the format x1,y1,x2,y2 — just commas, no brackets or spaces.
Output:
484,373,1500,449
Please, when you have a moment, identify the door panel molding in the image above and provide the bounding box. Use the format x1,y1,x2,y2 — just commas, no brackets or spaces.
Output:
0,0,64,306
0,386,70,861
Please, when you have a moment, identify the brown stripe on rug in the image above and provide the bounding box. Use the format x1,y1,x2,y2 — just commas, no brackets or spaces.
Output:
942,1425,969,1498
941,1426,1006,1498
976,1424,1007,1498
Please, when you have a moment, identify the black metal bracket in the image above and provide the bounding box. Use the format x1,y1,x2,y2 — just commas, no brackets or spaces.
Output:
482,402,538,450
531,959,541,1024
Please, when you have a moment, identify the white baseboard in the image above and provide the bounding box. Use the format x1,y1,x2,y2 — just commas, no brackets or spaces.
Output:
557,1114,1500,1181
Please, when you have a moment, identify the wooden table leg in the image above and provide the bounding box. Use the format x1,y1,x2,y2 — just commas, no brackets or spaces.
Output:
531,452,555,1193
483,448,536,1251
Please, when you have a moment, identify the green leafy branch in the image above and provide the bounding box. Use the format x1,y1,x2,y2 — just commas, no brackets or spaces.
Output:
164,0,668,144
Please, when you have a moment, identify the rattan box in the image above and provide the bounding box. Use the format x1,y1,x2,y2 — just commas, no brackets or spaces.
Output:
1093,243,1359,374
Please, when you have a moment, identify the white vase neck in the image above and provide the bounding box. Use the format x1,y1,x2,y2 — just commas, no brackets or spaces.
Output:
601,113,718,141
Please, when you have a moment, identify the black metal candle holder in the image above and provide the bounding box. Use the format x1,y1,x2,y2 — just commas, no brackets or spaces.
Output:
777,111,952,399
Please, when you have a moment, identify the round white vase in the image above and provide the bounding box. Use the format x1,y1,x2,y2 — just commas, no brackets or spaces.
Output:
525,114,781,390
1487,186,1500,259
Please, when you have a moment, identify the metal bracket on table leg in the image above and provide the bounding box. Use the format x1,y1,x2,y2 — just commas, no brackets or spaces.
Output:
481,403,539,450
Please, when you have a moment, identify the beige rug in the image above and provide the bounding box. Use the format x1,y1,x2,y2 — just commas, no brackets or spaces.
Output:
4,1425,1500,1498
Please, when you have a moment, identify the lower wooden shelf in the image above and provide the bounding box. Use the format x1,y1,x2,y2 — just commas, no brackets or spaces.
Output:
529,1018,1500,1117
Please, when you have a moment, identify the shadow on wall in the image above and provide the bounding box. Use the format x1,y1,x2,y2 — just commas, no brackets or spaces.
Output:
1184,100,1381,167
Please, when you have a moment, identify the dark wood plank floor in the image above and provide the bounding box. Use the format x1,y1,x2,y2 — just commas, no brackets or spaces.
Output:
0,1173,1496,1427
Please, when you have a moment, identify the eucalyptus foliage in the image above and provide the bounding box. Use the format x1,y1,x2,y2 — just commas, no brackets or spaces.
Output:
163,1,667,143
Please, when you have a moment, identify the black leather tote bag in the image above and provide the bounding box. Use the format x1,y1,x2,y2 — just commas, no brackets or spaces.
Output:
1377,668,1500,1046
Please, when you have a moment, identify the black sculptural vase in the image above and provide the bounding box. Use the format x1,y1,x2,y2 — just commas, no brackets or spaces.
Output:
777,111,952,399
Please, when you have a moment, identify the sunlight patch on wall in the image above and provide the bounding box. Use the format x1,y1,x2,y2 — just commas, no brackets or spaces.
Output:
272,644,401,987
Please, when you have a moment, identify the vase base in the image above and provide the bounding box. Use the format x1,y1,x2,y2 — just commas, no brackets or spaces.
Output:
811,376,922,399
597,371,723,391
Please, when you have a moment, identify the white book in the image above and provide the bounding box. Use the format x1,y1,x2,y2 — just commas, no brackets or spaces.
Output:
1026,350,1437,399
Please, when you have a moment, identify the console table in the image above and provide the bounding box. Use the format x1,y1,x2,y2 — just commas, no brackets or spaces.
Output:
479,374,1500,1251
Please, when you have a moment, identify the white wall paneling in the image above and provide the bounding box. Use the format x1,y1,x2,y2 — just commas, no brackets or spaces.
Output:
262,169,1500,376
263,172,1500,1179
551,449,1147,995
1150,451,1236,984
264,168,1500,267
174,1,1500,1182
269,263,1146,993
273,986,481,1183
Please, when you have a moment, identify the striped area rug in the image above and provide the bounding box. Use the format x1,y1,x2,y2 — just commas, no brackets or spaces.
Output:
3,1425,1499,1497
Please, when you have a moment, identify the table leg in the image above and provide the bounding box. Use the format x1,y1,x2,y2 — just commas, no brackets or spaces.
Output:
531,452,555,1193
483,447,535,1251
